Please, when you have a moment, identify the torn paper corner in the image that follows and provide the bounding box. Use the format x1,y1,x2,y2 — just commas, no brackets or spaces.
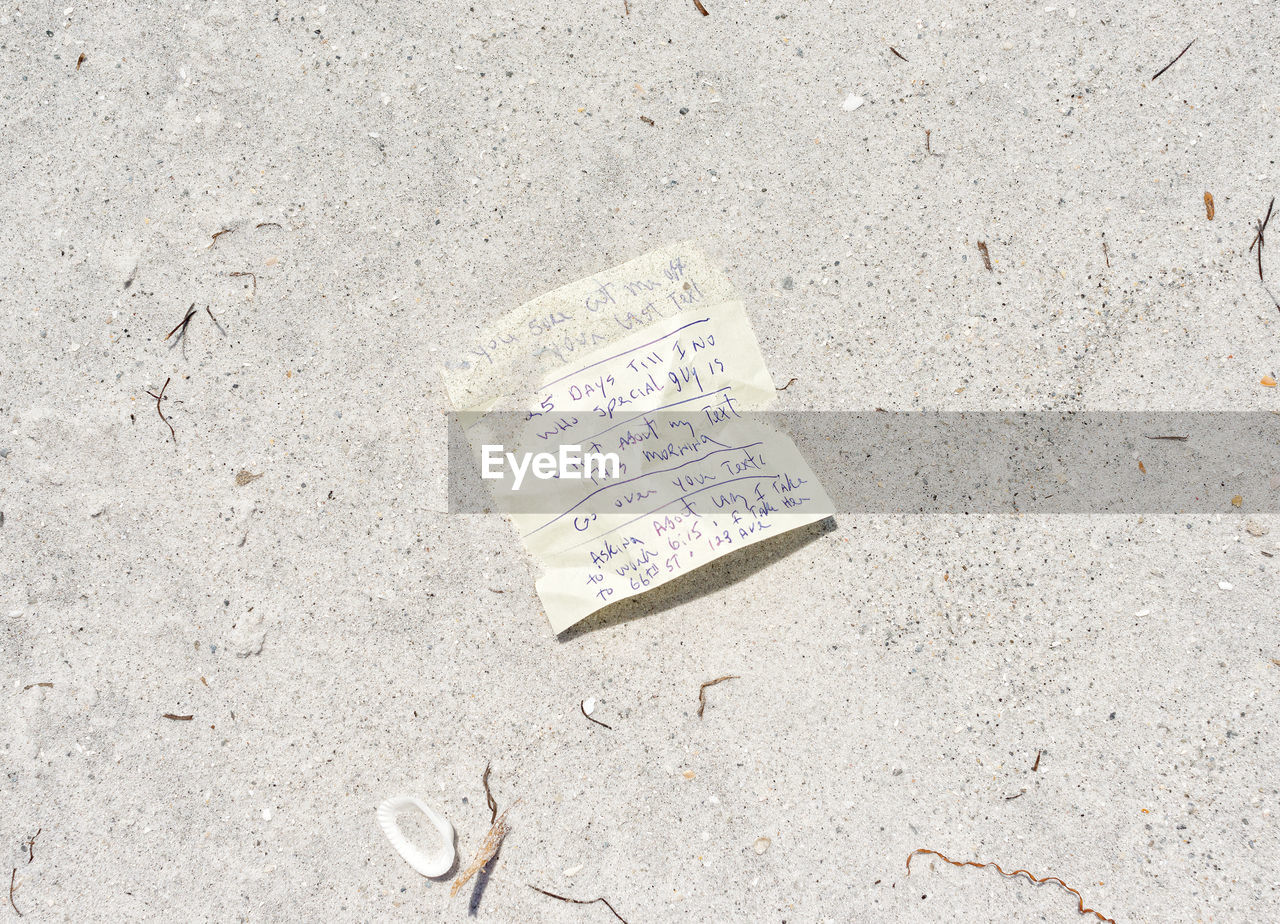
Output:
444,247,832,633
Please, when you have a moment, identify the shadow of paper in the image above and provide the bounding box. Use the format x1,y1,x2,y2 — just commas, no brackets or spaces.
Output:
557,516,836,640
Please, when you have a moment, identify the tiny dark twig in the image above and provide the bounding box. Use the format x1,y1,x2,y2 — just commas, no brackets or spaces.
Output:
529,886,629,924
229,271,257,293
208,228,234,248
205,306,226,336
697,674,739,718
1249,198,1273,252
8,868,20,917
925,129,931,155
23,831,39,865
1257,219,1267,281
162,713,194,721
1151,38,1195,82
164,304,196,343
1251,198,1274,290
1032,750,1041,772
692,0,708,14
255,222,283,230
639,115,655,126
890,46,907,62
146,377,176,445
76,53,86,70
483,762,498,825
581,700,612,730
776,377,797,391
1005,791,1025,800
1102,238,1111,268
1145,435,1188,441
21,683,52,692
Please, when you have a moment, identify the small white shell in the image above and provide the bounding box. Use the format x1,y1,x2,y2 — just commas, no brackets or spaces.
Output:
376,795,456,877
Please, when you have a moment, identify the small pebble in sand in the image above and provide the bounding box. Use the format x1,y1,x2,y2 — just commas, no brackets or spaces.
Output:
841,94,864,111
581,698,596,716
1218,581,1233,591
753,837,771,854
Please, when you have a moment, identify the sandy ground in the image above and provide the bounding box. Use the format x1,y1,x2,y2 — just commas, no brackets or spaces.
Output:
3,1,1279,921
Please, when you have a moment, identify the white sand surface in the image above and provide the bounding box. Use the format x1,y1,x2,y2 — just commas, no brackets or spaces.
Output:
2,2,1278,921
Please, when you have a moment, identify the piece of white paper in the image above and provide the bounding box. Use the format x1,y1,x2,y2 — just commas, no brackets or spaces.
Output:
447,247,832,632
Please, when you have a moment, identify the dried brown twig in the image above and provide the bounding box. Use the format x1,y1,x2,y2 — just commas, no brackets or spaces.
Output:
207,228,234,248
890,46,907,62
906,848,1116,924
146,377,176,444
692,0,708,14
697,675,739,718
452,806,514,896
24,830,39,865
529,886,630,924
776,377,797,391
452,764,516,897
229,271,257,293
977,241,993,271
8,868,20,917
162,713,193,721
